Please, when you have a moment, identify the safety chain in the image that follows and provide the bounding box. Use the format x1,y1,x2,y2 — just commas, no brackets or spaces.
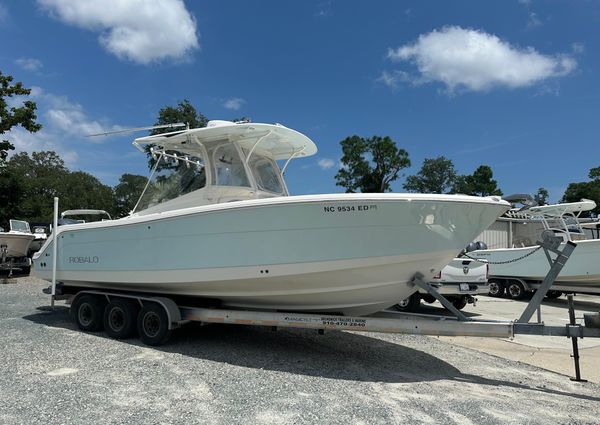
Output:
462,245,543,265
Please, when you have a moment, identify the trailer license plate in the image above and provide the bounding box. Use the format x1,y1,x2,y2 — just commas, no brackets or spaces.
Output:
460,283,470,292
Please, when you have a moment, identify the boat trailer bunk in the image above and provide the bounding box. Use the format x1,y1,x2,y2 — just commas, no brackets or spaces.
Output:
48,230,600,382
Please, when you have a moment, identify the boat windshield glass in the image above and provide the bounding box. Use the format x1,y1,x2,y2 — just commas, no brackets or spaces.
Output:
247,153,284,194
134,151,206,213
10,220,30,233
208,142,250,187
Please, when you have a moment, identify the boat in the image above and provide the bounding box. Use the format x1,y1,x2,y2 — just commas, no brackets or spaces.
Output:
0,220,35,259
29,225,49,254
469,199,600,296
32,120,509,315
1,220,35,274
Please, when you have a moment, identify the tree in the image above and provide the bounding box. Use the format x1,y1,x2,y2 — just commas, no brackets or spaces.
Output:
146,100,208,169
60,171,116,217
114,173,148,217
561,165,600,214
0,151,116,225
403,156,456,194
0,71,42,162
452,165,503,196
150,99,207,136
335,135,410,193
0,151,69,224
534,187,549,205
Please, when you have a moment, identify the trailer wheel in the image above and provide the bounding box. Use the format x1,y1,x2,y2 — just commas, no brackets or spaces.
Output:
507,281,526,300
137,303,171,346
392,293,421,312
72,294,106,332
104,299,139,339
488,280,504,297
545,290,562,299
452,296,468,310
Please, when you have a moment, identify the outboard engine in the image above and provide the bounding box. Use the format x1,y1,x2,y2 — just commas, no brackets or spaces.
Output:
463,241,488,253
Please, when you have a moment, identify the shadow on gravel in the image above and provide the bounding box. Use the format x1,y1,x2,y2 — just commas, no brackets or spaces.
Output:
23,306,600,403
510,296,600,312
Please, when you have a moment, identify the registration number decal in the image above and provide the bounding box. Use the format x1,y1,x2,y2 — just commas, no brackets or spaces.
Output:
323,205,378,213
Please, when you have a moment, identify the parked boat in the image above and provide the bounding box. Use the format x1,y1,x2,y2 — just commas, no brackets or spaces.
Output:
33,121,509,315
1,220,35,274
0,220,35,258
469,199,600,297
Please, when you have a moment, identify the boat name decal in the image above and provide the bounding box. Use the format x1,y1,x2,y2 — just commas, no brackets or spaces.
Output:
68,256,100,264
323,205,378,213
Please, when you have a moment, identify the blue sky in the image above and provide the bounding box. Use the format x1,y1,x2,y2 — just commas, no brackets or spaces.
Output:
1,0,599,202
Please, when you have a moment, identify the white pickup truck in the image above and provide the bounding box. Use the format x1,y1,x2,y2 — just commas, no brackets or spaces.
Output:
392,258,489,312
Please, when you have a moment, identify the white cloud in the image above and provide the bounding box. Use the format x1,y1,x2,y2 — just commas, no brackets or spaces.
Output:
37,0,199,64
527,11,542,28
377,70,410,90
223,98,246,111
571,42,584,54
15,58,43,71
315,1,332,17
0,3,8,22
317,158,335,170
386,26,576,93
5,87,124,167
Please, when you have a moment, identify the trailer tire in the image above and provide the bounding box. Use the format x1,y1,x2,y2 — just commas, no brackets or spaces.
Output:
545,290,562,299
392,293,420,312
104,299,139,339
488,280,504,297
72,294,106,332
137,303,171,346
507,281,526,300
452,296,468,310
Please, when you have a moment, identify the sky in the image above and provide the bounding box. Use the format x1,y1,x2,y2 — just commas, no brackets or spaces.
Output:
1,0,599,202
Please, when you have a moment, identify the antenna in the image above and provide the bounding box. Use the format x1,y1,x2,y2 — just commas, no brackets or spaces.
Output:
86,122,188,137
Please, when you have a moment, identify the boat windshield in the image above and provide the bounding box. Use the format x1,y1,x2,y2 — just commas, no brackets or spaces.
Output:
247,153,284,194
134,151,206,213
208,142,250,187
10,220,30,233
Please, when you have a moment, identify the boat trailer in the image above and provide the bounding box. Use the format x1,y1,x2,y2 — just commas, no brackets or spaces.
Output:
45,229,600,382
44,196,600,381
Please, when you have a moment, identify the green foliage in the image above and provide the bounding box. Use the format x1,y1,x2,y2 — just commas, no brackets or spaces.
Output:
114,173,148,217
0,151,116,226
335,135,410,193
561,165,600,214
146,99,208,170
150,99,207,136
452,165,503,196
0,71,42,162
403,156,456,194
534,187,549,205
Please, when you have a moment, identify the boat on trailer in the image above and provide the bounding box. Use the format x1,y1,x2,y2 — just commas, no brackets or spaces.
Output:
469,199,600,296
33,120,509,315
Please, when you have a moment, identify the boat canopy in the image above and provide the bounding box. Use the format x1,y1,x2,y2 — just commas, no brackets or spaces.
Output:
529,199,596,217
132,121,318,161
61,209,112,220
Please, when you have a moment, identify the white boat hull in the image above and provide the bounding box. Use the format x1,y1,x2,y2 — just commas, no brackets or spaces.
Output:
34,194,508,315
470,239,600,288
0,233,34,258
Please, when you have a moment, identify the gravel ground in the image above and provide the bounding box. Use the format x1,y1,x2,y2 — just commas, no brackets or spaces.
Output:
2,276,600,425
